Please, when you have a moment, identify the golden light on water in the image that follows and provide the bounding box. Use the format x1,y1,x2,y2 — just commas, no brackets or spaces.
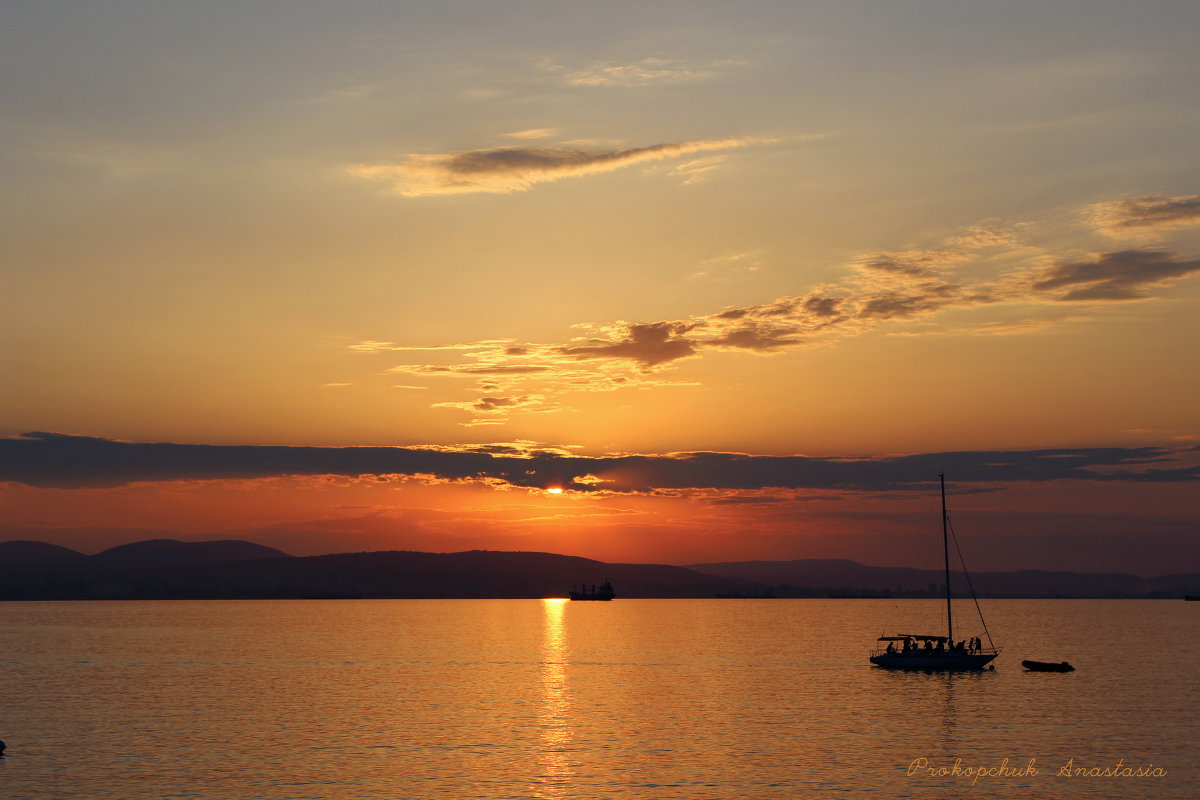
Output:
537,597,572,798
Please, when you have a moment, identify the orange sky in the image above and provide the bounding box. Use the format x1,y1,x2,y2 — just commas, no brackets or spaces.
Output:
2,2,1199,573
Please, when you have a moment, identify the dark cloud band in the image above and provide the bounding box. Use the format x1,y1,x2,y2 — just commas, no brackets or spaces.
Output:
3,432,1195,491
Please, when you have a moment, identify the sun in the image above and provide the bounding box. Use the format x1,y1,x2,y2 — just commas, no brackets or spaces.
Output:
546,487,563,494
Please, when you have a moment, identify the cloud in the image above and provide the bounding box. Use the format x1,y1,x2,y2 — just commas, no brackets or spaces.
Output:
390,364,553,376
1092,194,1200,236
562,57,731,87
357,335,706,422
3,433,1196,492
557,322,699,368
347,195,1200,423
504,128,557,140
433,394,558,422
804,296,843,318
353,339,516,353
691,250,763,279
670,156,727,185
1032,250,1200,301
349,340,402,352
859,254,944,279
347,137,763,196
857,284,964,319
837,229,1030,320
709,322,804,352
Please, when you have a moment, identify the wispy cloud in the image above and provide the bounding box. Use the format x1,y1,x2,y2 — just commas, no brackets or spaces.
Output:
346,193,1200,424
347,137,765,196
504,128,558,140
690,250,763,279
1091,194,1200,237
558,57,738,88
433,393,559,426
377,334,702,422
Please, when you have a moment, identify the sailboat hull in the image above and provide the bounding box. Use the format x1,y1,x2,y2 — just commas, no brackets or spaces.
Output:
870,652,997,671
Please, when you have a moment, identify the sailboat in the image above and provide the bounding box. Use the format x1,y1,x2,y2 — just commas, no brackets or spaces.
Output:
869,474,1000,670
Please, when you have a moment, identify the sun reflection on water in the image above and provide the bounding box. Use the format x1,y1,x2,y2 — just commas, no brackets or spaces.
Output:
536,598,572,798
532,597,573,796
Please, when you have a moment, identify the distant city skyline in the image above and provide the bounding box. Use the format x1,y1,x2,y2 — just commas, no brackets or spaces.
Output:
3,2,1198,572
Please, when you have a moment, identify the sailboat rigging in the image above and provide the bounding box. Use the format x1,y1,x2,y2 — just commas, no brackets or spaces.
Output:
869,474,1000,671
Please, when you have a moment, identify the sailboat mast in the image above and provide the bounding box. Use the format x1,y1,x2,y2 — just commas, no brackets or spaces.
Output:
941,473,952,643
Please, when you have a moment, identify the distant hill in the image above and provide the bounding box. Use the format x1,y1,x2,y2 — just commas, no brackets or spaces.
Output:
178,549,747,600
0,540,86,565
0,547,749,600
89,538,291,568
0,542,1196,600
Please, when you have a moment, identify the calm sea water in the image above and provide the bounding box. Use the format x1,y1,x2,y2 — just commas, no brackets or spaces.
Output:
1,599,1195,799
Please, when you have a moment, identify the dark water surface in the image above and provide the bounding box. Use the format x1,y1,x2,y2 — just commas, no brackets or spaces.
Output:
1,599,1195,798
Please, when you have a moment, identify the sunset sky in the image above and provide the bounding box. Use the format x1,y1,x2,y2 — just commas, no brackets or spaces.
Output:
3,1,1199,574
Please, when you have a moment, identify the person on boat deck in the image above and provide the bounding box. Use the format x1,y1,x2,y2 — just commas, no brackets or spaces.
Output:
923,640,933,653
935,640,944,652
886,642,895,654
